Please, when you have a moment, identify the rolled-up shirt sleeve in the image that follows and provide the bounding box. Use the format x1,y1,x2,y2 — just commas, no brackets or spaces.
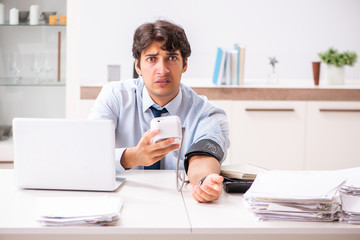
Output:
115,148,126,174
197,110,230,160
189,104,230,162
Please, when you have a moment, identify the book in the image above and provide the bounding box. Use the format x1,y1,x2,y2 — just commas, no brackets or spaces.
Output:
217,48,227,85
220,163,267,180
229,49,238,85
213,45,245,86
225,50,231,85
212,48,223,85
234,44,245,85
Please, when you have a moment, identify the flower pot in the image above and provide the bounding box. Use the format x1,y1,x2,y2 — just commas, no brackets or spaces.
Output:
323,64,345,85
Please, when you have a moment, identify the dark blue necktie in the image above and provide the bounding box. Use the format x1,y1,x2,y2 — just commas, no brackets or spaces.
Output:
149,106,168,118
144,106,168,170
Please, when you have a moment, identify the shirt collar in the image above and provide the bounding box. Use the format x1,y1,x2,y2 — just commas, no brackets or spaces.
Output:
142,86,154,112
142,85,183,115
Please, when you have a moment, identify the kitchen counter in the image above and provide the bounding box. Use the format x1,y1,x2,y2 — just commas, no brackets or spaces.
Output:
80,83,360,101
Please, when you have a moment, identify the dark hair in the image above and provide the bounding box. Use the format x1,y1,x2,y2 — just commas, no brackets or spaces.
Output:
132,20,191,68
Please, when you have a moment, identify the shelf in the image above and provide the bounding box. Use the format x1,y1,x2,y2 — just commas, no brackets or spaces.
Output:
0,22,66,27
0,78,66,86
80,85,360,101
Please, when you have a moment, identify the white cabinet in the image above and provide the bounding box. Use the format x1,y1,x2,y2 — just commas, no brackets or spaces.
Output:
305,101,360,170
229,101,306,170
215,100,359,171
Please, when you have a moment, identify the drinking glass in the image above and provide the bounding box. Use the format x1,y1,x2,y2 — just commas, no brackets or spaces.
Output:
9,52,21,81
31,54,43,82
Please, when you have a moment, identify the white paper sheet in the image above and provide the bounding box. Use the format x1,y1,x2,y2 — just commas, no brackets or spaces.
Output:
244,170,345,200
36,196,122,226
37,196,122,218
243,168,360,223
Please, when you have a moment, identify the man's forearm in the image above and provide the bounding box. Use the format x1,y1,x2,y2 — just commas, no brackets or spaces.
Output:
121,147,137,169
187,155,221,185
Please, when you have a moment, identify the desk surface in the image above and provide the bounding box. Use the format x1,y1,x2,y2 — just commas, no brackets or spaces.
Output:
182,184,360,235
1,169,360,240
0,170,189,236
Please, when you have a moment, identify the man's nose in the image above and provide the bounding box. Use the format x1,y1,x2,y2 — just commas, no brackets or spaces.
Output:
156,59,169,74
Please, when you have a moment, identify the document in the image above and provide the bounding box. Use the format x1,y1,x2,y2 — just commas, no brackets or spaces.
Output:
37,196,122,226
243,169,352,222
338,167,360,224
244,170,345,201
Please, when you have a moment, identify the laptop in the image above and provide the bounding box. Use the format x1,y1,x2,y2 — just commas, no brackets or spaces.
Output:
13,118,125,191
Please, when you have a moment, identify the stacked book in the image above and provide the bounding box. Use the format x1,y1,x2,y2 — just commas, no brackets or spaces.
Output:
221,163,266,180
339,169,360,224
212,44,245,86
243,170,346,222
220,164,267,193
37,196,122,226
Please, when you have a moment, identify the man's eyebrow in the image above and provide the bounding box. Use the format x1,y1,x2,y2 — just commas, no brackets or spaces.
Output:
144,52,179,57
144,53,159,57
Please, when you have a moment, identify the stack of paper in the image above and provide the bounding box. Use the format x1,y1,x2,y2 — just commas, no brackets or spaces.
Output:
243,170,345,222
37,196,122,226
339,168,360,224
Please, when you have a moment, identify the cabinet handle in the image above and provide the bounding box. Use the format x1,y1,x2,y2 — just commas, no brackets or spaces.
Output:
319,109,360,112
245,108,295,112
57,31,61,82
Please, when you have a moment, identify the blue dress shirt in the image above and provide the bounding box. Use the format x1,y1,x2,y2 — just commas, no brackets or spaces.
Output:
89,78,230,174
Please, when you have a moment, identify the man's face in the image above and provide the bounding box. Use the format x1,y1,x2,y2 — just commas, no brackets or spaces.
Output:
135,41,188,106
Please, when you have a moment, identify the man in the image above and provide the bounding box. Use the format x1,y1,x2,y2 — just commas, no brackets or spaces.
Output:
89,20,230,203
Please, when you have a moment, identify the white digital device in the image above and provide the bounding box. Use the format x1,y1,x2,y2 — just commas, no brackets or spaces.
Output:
150,115,182,145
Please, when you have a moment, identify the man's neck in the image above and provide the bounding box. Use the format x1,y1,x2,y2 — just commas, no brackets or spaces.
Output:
147,89,180,107
151,96,174,107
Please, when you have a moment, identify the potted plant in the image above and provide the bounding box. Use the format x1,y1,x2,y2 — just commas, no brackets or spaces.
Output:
318,48,357,85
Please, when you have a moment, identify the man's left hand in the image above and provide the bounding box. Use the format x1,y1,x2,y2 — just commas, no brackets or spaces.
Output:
191,174,223,203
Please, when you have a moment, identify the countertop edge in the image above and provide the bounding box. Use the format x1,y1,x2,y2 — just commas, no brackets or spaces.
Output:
80,86,360,101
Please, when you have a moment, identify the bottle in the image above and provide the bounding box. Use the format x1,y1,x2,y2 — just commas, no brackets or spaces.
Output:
29,5,39,25
9,8,19,25
0,3,4,24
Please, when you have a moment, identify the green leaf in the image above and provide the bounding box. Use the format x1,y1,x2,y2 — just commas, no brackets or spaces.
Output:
318,48,357,67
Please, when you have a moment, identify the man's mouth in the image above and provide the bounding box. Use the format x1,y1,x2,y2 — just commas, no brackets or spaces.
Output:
155,78,170,87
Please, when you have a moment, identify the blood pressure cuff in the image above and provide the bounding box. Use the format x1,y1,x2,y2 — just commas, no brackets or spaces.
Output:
184,139,224,174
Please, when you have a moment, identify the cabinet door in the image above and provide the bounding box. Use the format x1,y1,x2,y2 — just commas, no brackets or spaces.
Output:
231,101,306,170
305,101,360,170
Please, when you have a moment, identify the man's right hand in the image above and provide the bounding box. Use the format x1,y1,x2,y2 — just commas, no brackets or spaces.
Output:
120,129,180,169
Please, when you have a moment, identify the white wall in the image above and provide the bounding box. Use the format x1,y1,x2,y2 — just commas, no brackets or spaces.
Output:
78,0,360,85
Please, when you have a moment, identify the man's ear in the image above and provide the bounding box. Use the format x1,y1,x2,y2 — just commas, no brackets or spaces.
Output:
182,58,188,73
135,58,142,76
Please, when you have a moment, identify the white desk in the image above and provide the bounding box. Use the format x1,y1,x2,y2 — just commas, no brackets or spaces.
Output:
181,185,360,240
1,169,360,240
0,169,190,240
